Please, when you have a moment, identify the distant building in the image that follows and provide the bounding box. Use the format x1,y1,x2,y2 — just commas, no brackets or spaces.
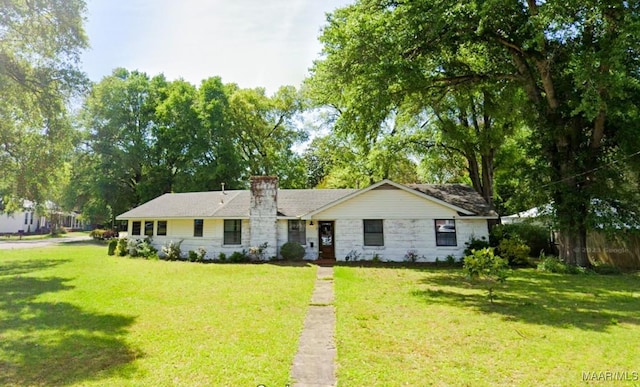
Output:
0,201,85,234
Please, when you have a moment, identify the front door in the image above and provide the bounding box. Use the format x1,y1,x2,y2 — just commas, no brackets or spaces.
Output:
318,221,335,260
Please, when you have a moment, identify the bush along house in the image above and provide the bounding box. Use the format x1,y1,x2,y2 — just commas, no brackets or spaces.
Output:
116,176,498,262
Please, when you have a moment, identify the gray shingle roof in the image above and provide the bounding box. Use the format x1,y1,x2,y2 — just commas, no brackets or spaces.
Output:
407,184,498,217
116,182,496,219
117,189,358,219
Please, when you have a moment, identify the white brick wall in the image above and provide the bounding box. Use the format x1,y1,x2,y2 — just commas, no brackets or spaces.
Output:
331,218,489,262
249,176,278,258
130,219,251,260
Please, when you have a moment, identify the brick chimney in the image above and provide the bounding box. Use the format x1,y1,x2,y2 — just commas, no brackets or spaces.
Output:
249,176,278,259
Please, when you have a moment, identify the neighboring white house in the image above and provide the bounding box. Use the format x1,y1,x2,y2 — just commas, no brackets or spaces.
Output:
116,177,498,262
0,201,85,234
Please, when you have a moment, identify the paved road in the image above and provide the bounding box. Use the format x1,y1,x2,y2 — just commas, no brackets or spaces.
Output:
0,236,93,250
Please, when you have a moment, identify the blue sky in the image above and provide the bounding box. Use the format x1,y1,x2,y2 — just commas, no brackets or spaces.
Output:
81,0,352,94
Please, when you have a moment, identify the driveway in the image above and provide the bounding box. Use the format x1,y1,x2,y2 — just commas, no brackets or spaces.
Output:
0,236,93,250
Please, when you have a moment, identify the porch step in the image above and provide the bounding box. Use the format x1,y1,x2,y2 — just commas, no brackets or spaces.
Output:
314,259,336,267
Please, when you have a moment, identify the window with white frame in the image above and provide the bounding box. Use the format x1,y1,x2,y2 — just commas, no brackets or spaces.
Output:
288,220,306,244
435,219,457,246
224,219,241,245
363,219,384,246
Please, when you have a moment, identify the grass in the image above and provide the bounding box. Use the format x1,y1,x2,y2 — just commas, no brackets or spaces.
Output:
3,245,639,386
0,244,316,386
334,265,640,386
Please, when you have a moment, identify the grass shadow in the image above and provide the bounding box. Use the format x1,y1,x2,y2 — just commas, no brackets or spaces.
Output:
334,261,462,270
0,265,140,385
57,239,104,247
411,268,640,331
0,258,71,276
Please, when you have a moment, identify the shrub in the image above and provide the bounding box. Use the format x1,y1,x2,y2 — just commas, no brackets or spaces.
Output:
345,250,361,262
91,229,118,240
229,250,249,263
463,247,509,303
116,238,128,256
464,236,490,256
218,252,227,262
248,242,268,261
188,248,207,262
127,238,140,257
490,223,555,256
537,253,584,274
103,229,118,239
592,263,622,275
445,254,457,265
404,249,420,263
107,239,118,256
372,253,382,263
126,238,157,258
136,238,158,258
497,237,531,266
162,240,183,261
279,242,305,261
90,229,105,240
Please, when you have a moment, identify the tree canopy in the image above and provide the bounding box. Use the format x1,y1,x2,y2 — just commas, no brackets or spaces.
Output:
307,0,640,265
0,0,88,209
73,69,309,225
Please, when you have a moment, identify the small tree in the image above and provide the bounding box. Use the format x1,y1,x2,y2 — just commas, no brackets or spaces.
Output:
463,248,509,303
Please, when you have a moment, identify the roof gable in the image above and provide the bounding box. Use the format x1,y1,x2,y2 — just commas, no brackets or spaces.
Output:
303,180,495,218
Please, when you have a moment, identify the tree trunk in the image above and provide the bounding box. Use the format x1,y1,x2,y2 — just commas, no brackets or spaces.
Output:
480,153,495,209
557,228,589,267
550,136,592,268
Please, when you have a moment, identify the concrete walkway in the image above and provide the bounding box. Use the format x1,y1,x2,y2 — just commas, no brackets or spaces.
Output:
290,265,337,387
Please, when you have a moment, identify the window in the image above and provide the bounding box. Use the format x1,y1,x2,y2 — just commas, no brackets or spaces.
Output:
288,220,306,244
117,220,128,232
194,219,204,237
363,219,384,246
435,219,457,246
157,221,167,236
145,221,154,237
24,212,28,225
224,219,241,245
132,221,141,235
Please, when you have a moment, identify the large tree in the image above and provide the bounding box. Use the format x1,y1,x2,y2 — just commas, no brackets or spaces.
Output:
81,69,156,221
226,85,308,188
309,0,640,266
77,69,310,223
0,0,88,208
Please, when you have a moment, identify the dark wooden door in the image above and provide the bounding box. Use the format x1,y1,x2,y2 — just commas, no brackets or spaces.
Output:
318,221,335,260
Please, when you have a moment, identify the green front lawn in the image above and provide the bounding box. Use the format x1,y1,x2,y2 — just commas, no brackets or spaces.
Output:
0,245,316,386
334,265,640,386
3,245,639,386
